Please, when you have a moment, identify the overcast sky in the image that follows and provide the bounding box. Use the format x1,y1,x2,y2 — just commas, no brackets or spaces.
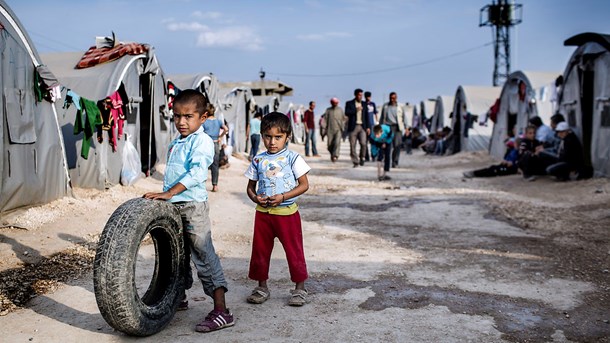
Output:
8,0,610,108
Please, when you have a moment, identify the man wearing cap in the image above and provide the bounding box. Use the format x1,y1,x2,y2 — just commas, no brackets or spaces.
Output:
545,122,585,181
323,98,345,162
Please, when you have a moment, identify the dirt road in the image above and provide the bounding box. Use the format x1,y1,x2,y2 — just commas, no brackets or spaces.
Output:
1,142,609,342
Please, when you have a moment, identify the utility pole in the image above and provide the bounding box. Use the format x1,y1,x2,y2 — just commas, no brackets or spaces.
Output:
479,0,522,86
259,67,266,96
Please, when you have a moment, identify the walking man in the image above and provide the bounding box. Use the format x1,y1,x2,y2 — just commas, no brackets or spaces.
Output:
303,101,320,157
379,92,405,168
323,97,345,162
364,91,378,161
345,89,370,167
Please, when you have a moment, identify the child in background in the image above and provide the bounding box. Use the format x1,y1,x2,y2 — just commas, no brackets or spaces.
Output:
370,124,394,181
248,112,262,161
143,89,234,333
244,112,311,306
202,107,229,192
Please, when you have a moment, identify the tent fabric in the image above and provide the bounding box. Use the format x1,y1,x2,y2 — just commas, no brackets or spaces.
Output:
42,47,171,189
0,0,70,214
489,71,559,160
451,86,501,153
169,72,222,138
558,33,610,177
430,95,455,133
278,101,305,144
219,87,256,154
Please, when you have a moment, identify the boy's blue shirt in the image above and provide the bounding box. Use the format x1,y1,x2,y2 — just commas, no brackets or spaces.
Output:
370,124,394,144
164,126,214,203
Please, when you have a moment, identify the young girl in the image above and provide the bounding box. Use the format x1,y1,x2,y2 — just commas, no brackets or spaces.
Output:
243,112,311,306
202,108,228,192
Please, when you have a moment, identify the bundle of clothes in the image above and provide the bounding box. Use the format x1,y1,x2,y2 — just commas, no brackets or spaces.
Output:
64,85,129,159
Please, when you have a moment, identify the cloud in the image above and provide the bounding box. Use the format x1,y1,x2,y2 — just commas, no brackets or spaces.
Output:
296,31,352,41
165,20,262,51
191,10,222,20
196,26,262,51
166,21,209,32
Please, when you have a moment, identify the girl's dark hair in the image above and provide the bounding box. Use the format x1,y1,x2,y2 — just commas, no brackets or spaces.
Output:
173,89,213,116
528,116,543,127
261,112,292,136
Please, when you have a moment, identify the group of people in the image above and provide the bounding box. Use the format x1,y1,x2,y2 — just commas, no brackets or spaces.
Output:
145,90,313,333
316,89,410,180
463,114,589,182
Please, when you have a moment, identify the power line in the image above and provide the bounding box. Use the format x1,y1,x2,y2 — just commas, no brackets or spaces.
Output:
28,30,82,51
268,42,493,78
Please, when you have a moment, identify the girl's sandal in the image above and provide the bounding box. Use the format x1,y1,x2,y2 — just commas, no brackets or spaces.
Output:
247,287,270,304
288,289,308,306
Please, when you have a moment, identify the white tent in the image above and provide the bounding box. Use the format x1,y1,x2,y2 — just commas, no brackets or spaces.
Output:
169,73,222,137
430,95,455,134
489,71,559,160
0,0,70,213
558,32,610,177
278,101,306,144
254,96,279,116
219,87,256,154
450,86,501,153
419,99,436,128
42,44,171,189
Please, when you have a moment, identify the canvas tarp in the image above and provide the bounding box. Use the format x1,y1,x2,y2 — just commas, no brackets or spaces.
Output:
450,86,501,153
489,71,559,160
219,87,256,154
278,101,306,144
0,0,70,214
558,32,610,177
41,46,171,189
430,95,455,134
169,72,223,138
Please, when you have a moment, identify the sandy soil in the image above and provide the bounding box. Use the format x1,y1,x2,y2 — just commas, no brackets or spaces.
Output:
1,140,609,342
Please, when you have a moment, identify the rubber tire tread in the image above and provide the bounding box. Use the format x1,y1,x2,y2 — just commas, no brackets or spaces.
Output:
93,197,184,336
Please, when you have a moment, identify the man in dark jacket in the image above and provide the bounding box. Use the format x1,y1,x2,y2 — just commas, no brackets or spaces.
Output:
546,122,585,181
344,88,370,167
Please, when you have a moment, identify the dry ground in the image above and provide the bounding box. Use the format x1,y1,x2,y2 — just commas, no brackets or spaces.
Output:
1,140,609,342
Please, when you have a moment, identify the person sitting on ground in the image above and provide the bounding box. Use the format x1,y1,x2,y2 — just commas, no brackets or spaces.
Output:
434,126,452,156
516,125,544,180
421,133,437,154
529,116,555,145
411,127,427,149
546,122,586,181
520,115,566,180
463,137,519,178
370,124,394,181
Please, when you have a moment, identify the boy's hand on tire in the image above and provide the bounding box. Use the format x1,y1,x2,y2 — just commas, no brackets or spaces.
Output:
143,192,173,200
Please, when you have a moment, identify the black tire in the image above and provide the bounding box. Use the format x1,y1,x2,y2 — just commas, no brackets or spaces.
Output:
93,197,185,336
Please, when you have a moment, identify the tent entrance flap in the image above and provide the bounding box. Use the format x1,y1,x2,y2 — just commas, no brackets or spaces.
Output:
581,69,594,168
139,73,157,175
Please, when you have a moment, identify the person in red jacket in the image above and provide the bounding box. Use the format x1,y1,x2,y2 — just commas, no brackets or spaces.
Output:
303,101,320,157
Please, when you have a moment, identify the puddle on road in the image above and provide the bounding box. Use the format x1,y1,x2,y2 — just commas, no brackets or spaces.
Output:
308,273,610,343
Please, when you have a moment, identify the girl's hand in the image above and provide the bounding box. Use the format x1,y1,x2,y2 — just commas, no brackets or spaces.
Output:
255,194,269,207
267,193,285,207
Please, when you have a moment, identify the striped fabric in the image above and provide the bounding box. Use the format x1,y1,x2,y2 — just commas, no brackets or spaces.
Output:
76,43,148,69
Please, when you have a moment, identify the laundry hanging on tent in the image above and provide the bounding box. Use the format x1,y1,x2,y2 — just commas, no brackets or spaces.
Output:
96,99,117,152
73,96,102,159
64,89,81,111
167,81,181,110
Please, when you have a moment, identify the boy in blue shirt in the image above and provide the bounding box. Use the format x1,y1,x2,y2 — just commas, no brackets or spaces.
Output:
370,124,394,181
144,89,233,333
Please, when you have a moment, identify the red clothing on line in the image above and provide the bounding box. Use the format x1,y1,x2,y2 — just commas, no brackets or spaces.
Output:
248,211,308,283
